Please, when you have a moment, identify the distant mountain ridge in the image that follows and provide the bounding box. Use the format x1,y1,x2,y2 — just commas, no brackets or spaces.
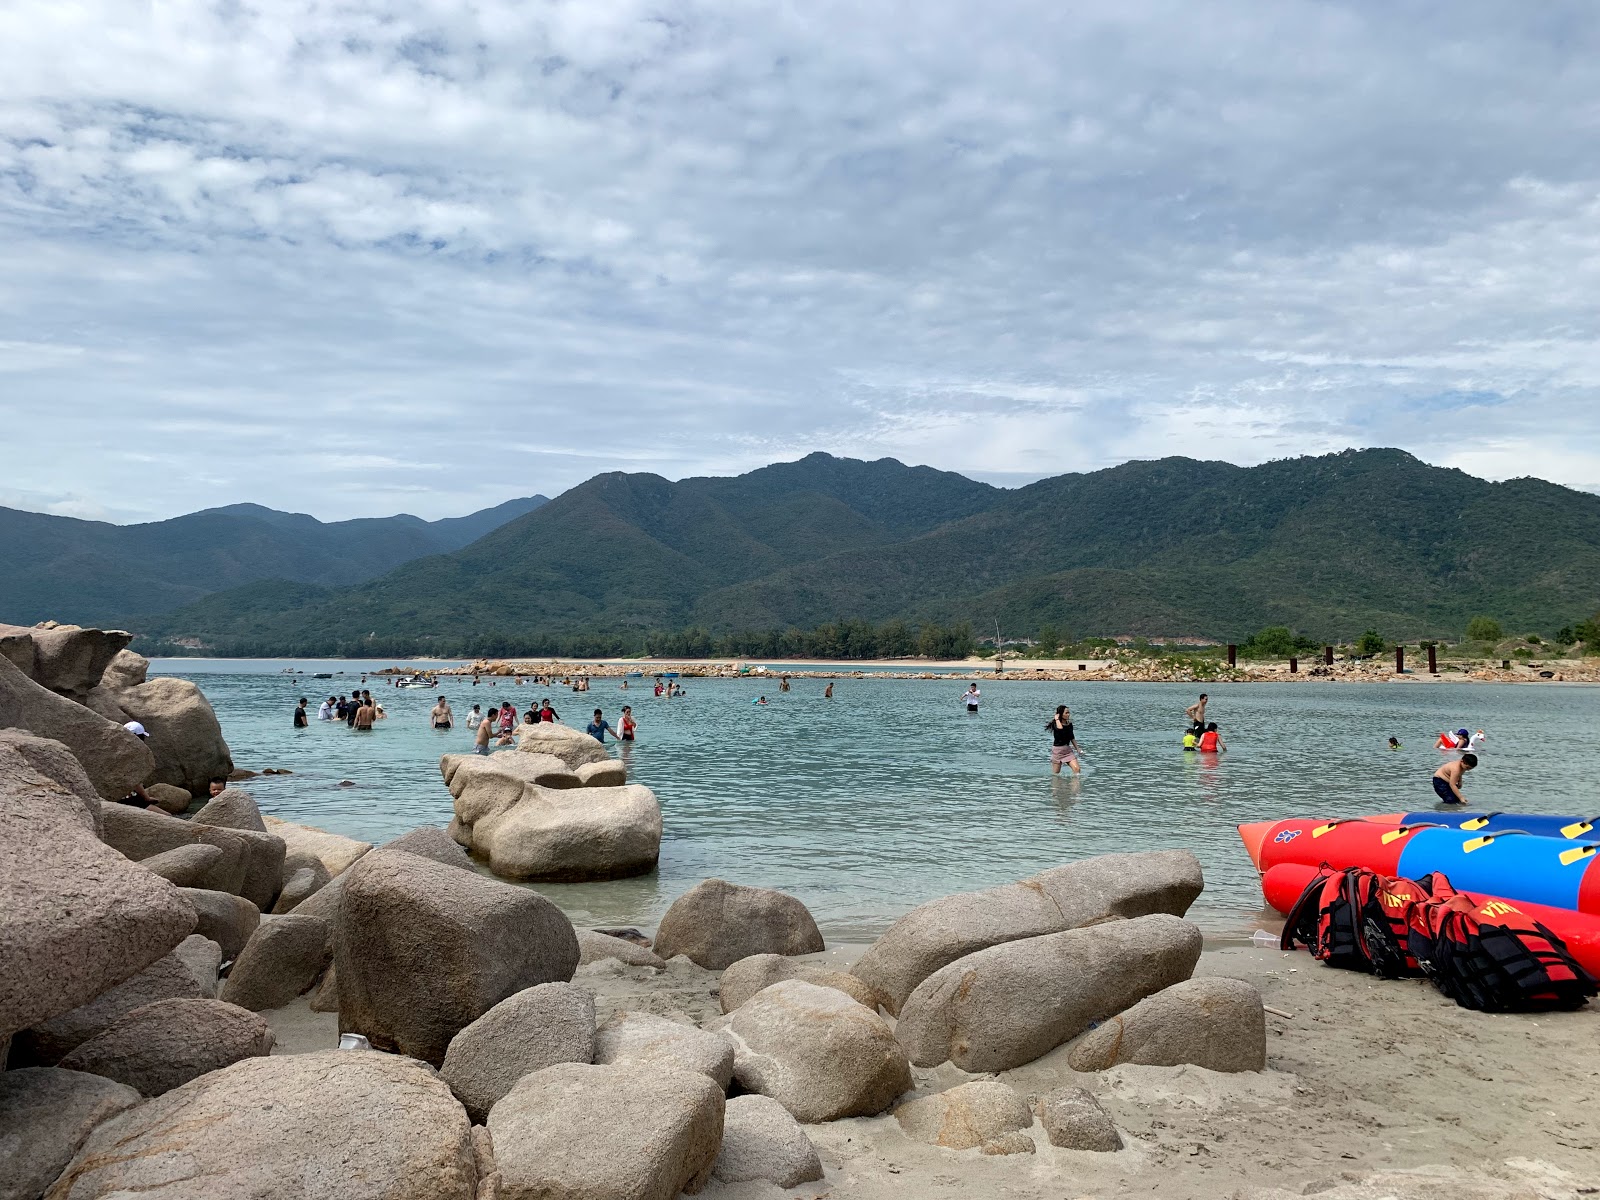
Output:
121,449,1600,655
0,495,547,625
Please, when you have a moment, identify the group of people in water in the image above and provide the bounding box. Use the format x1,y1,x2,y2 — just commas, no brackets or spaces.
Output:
296,692,387,730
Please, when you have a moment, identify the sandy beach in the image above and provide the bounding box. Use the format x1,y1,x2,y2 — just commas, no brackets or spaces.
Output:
266,937,1600,1200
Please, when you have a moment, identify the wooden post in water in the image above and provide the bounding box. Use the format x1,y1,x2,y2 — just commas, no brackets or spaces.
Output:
1323,645,1334,666
1502,659,1511,670
1395,647,1405,673
1289,656,1298,673
1227,644,1237,668
1428,645,1437,674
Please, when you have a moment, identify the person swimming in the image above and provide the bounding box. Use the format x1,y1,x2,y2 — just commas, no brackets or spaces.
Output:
1388,736,1402,750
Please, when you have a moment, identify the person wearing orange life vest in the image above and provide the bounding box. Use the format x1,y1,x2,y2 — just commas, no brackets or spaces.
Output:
1198,722,1225,752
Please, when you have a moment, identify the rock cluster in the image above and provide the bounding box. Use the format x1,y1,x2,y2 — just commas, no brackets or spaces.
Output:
441,747,662,882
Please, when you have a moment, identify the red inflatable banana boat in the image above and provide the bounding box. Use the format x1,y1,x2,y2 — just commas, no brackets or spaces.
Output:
1260,861,1600,979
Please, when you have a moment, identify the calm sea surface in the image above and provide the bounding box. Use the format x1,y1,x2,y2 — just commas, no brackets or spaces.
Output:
152,659,1600,939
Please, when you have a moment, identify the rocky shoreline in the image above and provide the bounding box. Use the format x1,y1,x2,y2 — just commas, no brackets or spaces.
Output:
418,654,1600,685
6,619,1596,1199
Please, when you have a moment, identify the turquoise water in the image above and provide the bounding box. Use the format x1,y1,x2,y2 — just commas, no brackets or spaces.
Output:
153,660,1600,939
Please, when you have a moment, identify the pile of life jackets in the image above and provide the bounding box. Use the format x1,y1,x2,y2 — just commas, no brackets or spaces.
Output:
1281,866,1598,1012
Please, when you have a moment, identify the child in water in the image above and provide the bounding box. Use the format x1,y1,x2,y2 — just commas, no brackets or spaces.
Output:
1388,736,1402,750
1182,728,1199,751
1432,753,1477,804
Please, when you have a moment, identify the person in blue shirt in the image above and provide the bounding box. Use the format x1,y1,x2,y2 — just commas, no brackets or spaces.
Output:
586,708,619,742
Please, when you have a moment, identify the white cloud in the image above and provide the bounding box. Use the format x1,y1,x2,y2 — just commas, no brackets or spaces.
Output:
1,0,1598,521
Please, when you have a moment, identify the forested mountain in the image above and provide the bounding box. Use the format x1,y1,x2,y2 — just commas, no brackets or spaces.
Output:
0,495,546,625
121,449,1600,656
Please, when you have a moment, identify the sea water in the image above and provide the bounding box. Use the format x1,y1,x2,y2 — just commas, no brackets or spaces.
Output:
153,659,1600,939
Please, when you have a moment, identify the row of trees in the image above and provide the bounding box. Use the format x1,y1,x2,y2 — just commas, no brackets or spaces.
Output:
642,620,975,661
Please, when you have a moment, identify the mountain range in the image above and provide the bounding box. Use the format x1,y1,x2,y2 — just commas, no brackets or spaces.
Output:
0,495,546,625
7,449,1598,655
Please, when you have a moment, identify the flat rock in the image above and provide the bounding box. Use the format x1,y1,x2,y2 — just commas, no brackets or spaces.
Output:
1,741,195,1041
442,753,582,840
191,787,266,832
720,952,887,1013
220,914,331,1011
853,849,1204,1013
654,878,824,971
1033,1085,1122,1151
1066,977,1267,1073
0,651,155,800
336,849,580,1064
577,928,667,969
465,782,662,882
488,1062,723,1200
57,998,275,1096
174,934,222,998
711,1094,824,1188
262,815,372,876
595,1010,734,1090
512,723,612,769
13,950,203,1065
109,676,234,796
176,888,260,961
0,1067,142,1200
46,1050,477,1200
722,979,911,1123
440,982,596,1123
576,759,627,787
896,912,1204,1072
894,1080,1034,1151
139,843,224,888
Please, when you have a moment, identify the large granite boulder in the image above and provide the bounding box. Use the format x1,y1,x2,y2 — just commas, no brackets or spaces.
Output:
0,652,154,799
1067,977,1267,1072
853,849,1205,1013
270,852,333,913
893,1080,1034,1152
336,849,580,1064
1,741,195,1041
896,912,1204,1072
488,1063,723,1200
576,759,627,787
379,824,473,868
139,843,225,888
711,1094,824,1188
654,879,824,971
45,1050,478,1200
262,815,372,876
57,998,275,1096
109,676,233,796
513,722,611,769
101,648,149,690
720,953,887,1014
0,1067,142,1200
442,752,580,830
0,623,132,699
143,783,192,815
595,1010,735,1090
101,803,284,908
463,782,663,882
191,787,266,833
219,914,332,1011
12,949,204,1065
176,888,260,961
0,728,101,830
440,982,596,1123
721,980,911,1122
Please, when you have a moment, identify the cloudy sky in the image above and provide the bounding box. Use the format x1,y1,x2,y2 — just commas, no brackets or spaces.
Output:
3,1,1599,522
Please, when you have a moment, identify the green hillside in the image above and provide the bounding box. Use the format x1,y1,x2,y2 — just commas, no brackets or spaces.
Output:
125,449,1600,655
0,495,546,625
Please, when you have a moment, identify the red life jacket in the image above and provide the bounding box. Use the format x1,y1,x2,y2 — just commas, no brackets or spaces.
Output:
1199,731,1219,751
1280,866,1427,977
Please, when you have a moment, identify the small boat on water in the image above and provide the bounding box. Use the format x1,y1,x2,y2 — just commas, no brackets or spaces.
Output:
393,674,436,688
312,672,333,679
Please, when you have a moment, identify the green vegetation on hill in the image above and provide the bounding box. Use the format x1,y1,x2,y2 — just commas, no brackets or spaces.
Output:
0,496,546,625
113,449,1600,656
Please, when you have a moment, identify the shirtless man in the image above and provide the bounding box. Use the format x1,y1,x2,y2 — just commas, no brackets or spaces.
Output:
474,713,494,755
430,696,453,730
1185,693,1209,730
353,698,376,730
1432,754,1477,805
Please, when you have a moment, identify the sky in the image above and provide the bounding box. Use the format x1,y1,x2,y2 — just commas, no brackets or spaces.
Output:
3,1,1600,523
